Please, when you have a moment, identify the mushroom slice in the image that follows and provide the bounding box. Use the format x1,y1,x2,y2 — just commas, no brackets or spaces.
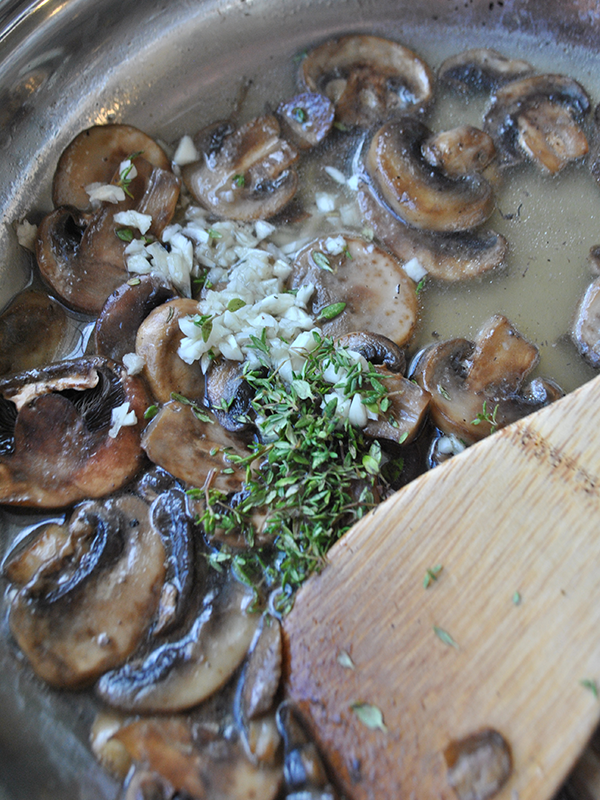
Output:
0,356,149,507
412,314,562,444
422,125,496,177
363,367,431,445
335,332,406,373
483,74,591,170
36,205,129,314
112,717,282,800
0,289,68,376
135,298,205,403
97,579,260,713
366,118,495,232
52,124,171,211
95,275,179,363
358,185,507,281
300,34,433,126
205,358,254,432
277,92,335,150
182,116,299,221
2,521,69,586
438,48,534,95
289,235,417,346
571,276,600,368
238,616,283,721
142,399,248,493
8,495,165,688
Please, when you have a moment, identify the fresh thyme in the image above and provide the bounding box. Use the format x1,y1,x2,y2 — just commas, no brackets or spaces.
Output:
198,332,402,615
117,151,143,198
471,400,500,434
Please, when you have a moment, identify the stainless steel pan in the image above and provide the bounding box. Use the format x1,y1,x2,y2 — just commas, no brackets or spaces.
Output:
0,1,598,797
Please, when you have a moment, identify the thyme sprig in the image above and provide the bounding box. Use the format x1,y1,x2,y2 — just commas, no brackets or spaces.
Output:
471,400,500,434
198,332,401,615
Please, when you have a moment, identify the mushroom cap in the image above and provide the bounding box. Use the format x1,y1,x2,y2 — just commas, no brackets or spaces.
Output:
358,184,507,281
0,356,150,507
366,118,495,232
9,495,166,688
53,124,171,211
182,116,299,221
288,234,417,346
483,73,591,170
277,92,335,150
300,34,434,126
438,48,534,95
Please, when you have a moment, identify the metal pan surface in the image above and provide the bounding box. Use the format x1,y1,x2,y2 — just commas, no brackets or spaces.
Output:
0,1,599,797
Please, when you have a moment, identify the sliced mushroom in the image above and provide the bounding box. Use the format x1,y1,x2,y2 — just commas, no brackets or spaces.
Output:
238,616,283,721
8,495,165,688
2,521,69,586
182,116,299,221
335,332,406,373
289,235,417,346
483,74,590,171
412,314,563,444
358,185,507,281
277,92,335,150
571,276,600,368
97,579,260,713
421,126,496,177
111,716,282,800
142,399,248,493
438,48,534,95
0,356,149,507
95,275,179,363
365,118,495,232
53,124,171,211
135,298,205,403
363,367,430,445
0,289,68,376
205,358,254,432
300,34,433,127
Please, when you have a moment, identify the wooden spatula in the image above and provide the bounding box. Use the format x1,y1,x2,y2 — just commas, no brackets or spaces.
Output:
283,372,600,800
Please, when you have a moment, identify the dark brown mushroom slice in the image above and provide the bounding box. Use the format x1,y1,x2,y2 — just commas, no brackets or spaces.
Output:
335,332,406,373
111,717,282,800
483,74,591,170
237,615,283,721
277,92,335,150
289,235,417,346
366,117,495,232
358,185,507,281
135,298,205,404
141,399,248,493
363,366,431,445
588,104,600,185
52,124,171,211
0,289,68,376
122,156,181,239
149,488,197,637
571,276,600,368
182,115,299,221
205,358,254,432
8,495,165,688
95,275,179,363
36,205,129,315
438,48,534,95
299,34,433,127
96,579,260,713
422,125,496,177
0,356,149,507
412,314,562,444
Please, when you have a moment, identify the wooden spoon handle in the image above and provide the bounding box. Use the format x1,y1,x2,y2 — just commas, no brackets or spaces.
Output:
284,374,600,800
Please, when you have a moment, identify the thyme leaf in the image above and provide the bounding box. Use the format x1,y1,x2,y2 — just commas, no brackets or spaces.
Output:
350,703,388,733
433,625,458,649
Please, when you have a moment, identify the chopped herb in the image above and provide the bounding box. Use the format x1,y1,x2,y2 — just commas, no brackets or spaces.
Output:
318,302,346,321
227,298,247,313
292,106,308,123
192,313,214,343
433,625,458,649
437,384,451,401
293,48,308,63
350,703,387,733
116,151,143,198
343,247,353,260
416,277,427,295
126,276,141,286
207,228,222,240
311,250,332,271
423,564,443,588
337,650,355,670
233,173,245,187
144,405,159,420
471,400,500,434
170,392,213,424
333,121,349,132
361,227,374,242
249,327,269,355
580,679,599,698
397,431,408,445
116,227,134,243
512,591,522,605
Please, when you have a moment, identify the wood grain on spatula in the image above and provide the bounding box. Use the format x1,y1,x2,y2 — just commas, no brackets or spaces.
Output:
283,373,600,800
